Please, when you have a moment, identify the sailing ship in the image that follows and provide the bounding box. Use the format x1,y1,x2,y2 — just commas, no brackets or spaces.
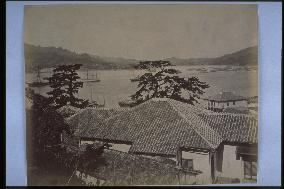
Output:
82,69,100,82
96,97,106,108
130,70,140,82
89,87,105,108
130,76,140,82
26,66,49,87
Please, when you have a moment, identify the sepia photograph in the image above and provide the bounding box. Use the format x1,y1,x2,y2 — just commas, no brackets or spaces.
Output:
24,4,258,186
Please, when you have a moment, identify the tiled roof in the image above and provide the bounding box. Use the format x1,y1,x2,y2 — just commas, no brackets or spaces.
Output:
91,98,223,156
168,100,223,149
199,113,258,144
70,98,258,157
77,149,180,185
66,107,126,136
203,91,247,102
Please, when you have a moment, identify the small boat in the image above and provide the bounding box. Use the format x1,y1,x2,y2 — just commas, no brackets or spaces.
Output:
199,70,209,73
26,66,49,87
26,81,49,87
130,76,140,82
118,99,137,107
196,68,208,73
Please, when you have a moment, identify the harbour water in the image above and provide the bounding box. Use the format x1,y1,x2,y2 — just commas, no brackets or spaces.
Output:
25,65,258,108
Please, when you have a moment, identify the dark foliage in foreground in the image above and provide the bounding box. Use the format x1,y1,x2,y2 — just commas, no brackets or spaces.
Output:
131,60,210,105
26,88,70,168
26,88,108,185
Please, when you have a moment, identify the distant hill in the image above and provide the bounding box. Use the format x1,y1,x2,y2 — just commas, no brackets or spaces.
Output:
25,43,257,72
211,46,258,66
24,44,139,72
164,46,258,66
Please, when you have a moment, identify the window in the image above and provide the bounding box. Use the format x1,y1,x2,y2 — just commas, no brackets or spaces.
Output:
233,101,235,105
244,161,257,179
182,159,193,170
227,102,229,106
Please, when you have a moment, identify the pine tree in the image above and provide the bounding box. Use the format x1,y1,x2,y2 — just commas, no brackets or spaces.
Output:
47,64,90,108
131,60,210,105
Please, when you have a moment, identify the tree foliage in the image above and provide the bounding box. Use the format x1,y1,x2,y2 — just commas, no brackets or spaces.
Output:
26,87,106,184
78,143,111,175
26,88,71,168
131,60,210,105
47,64,92,108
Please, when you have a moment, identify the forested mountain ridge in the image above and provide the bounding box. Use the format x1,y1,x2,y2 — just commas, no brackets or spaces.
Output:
25,43,258,72
24,43,139,72
165,46,258,66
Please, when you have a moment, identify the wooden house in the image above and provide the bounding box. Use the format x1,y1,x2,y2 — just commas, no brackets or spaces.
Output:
67,98,258,184
199,112,258,181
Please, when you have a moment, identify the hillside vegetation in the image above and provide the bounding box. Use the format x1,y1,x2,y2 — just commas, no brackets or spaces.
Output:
25,43,258,72
165,46,258,66
24,44,138,72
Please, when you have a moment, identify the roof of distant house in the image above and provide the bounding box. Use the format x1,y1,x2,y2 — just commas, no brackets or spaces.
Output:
89,98,223,156
203,91,247,102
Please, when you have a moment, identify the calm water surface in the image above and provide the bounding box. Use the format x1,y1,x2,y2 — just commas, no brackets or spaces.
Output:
26,65,258,108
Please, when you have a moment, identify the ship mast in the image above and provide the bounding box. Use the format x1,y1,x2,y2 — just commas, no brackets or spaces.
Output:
90,87,93,102
102,96,105,107
86,69,89,79
36,65,41,83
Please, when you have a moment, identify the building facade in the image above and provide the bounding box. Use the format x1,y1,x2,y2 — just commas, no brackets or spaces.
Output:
202,91,248,112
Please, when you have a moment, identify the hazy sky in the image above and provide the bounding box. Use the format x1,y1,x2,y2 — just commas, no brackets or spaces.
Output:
24,4,258,60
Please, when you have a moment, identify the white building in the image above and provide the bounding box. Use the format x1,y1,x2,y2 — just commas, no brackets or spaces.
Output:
202,91,248,112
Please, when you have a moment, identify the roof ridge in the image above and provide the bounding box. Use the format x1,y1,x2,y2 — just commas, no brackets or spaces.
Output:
100,98,159,123
87,107,124,111
168,100,223,150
